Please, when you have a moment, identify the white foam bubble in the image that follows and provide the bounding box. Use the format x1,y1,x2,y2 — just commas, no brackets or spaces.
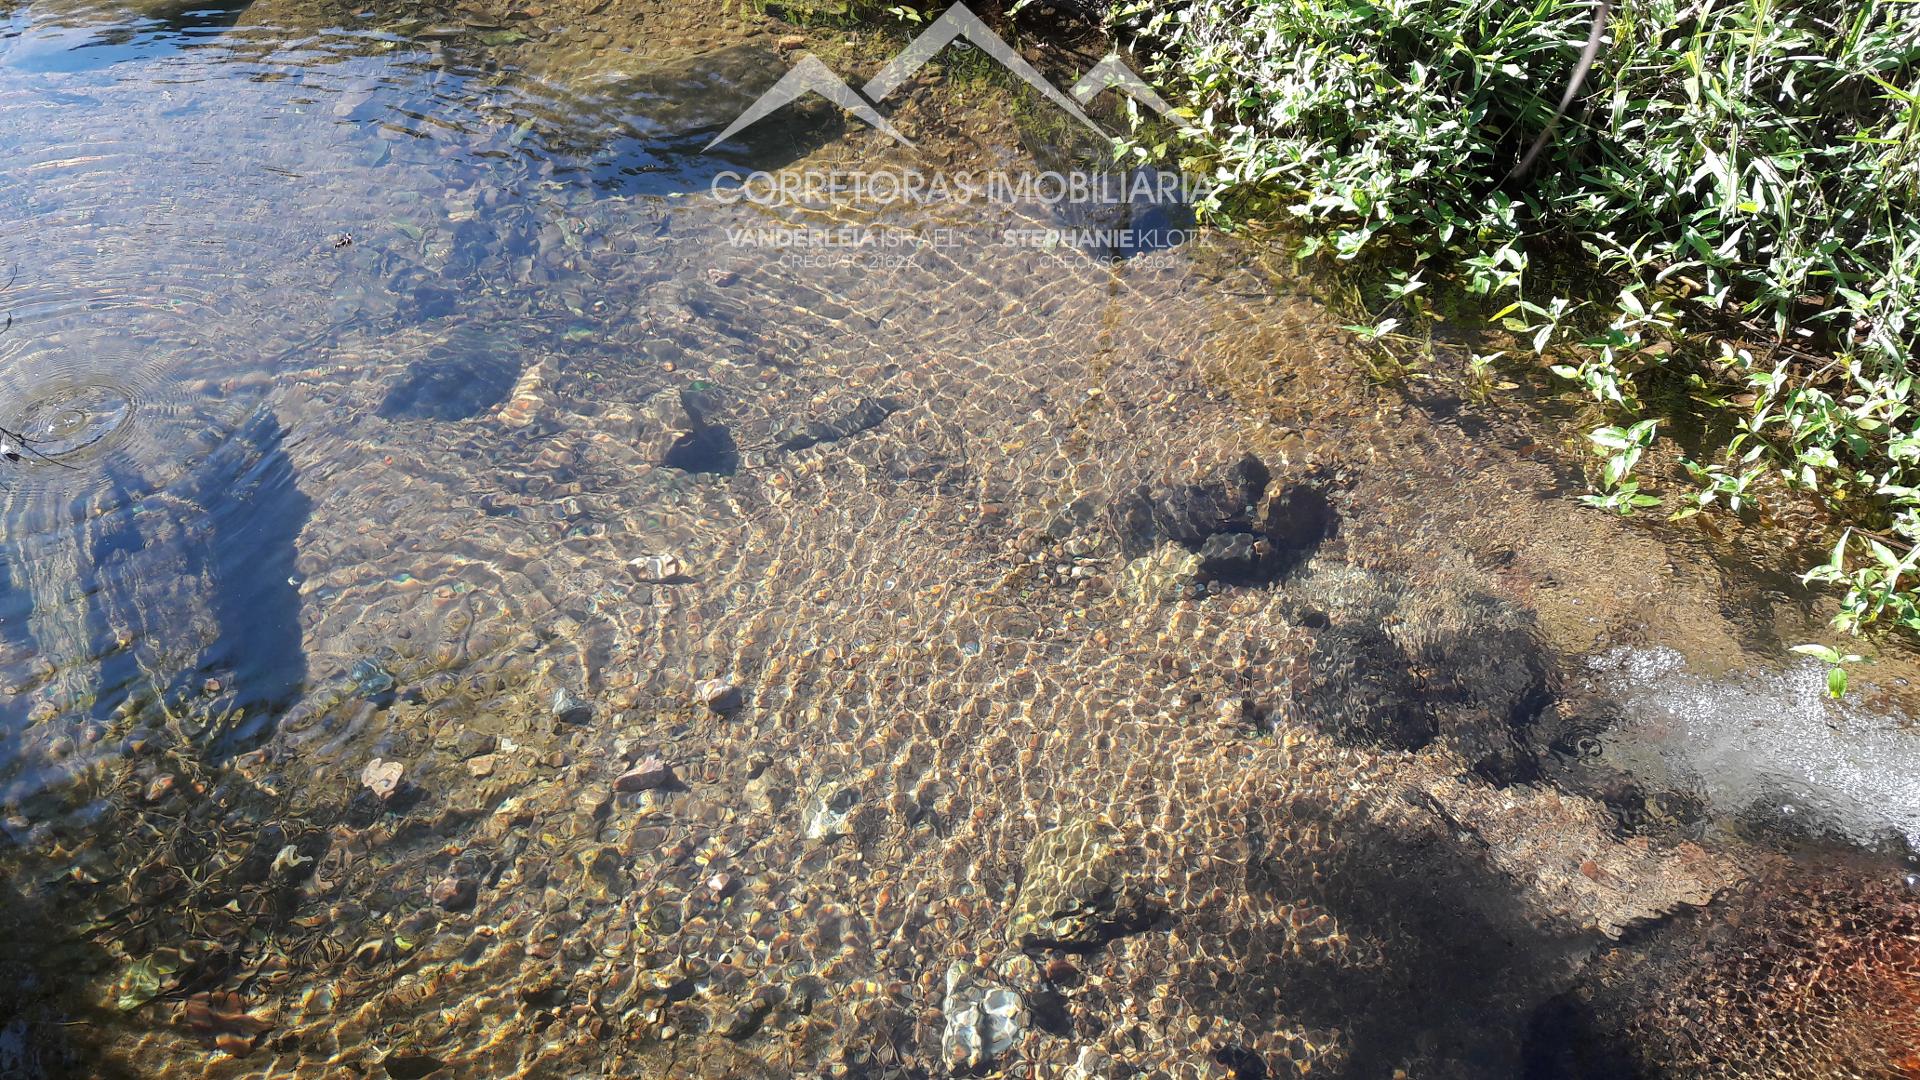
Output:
1594,646,1920,849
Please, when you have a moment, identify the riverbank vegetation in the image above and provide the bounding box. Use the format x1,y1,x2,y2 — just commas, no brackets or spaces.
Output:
1088,0,1920,654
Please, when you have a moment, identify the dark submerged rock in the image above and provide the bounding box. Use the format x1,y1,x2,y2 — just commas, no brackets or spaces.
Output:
662,423,738,475
382,1052,446,1080
719,989,778,1040
1107,454,1334,588
1197,531,1264,582
1109,453,1271,558
643,387,738,475
549,687,592,724
613,756,673,793
377,346,520,421
350,658,396,699
1048,167,1199,261
1212,1044,1270,1080
1260,481,1337,571
1282,564,1551,784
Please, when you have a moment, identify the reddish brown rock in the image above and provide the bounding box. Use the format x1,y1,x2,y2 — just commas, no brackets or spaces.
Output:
614,755,673,793
429,875,477,911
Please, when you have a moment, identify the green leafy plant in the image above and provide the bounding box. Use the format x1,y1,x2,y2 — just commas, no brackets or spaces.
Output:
1107,0,1920,652
1582,418,1661,514
1801,529,1920,634
1791,642,1867,698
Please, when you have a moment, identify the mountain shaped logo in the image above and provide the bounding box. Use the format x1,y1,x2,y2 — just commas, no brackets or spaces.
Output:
705,3,1190,151
1070,53,1201,136
706,54,912,148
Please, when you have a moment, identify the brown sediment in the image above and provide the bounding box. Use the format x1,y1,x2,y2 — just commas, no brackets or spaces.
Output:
1579,861,1920,1080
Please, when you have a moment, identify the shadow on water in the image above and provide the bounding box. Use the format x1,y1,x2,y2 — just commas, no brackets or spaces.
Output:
0,874,140,1080
1228,803,1601,1076
190,409,310,757
1520,993,1644,1079
0,405,307,785
94,408,309,757
0,553,28,669
377,343,522,422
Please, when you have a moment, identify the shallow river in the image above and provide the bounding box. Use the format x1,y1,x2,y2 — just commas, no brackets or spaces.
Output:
1,1,1918,1077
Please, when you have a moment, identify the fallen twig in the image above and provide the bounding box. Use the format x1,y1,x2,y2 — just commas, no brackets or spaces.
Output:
0,424,78,469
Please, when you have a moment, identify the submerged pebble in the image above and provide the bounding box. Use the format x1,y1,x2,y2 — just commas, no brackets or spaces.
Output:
361,758,404,800
1010,817,1158,947
1117,543,1204,605
802,783,858,841
630,553,684,582
270,845,310,875
551,687,593,724
942,961,1027,1071
614,755,673,792
429,875,477,911
696,677,740,714
350,658,396,698
143,774,176,803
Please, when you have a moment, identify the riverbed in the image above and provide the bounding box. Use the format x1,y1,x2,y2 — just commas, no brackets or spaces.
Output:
1,1,1916,1077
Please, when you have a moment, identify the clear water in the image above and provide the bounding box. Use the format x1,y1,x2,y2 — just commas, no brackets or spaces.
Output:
1,2,1917,1077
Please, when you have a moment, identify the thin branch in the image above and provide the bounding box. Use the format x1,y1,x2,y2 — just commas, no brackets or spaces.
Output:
1513,1,1614,179
0,425,79,470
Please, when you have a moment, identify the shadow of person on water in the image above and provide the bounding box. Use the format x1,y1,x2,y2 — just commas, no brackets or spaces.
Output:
0,873,143,1080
